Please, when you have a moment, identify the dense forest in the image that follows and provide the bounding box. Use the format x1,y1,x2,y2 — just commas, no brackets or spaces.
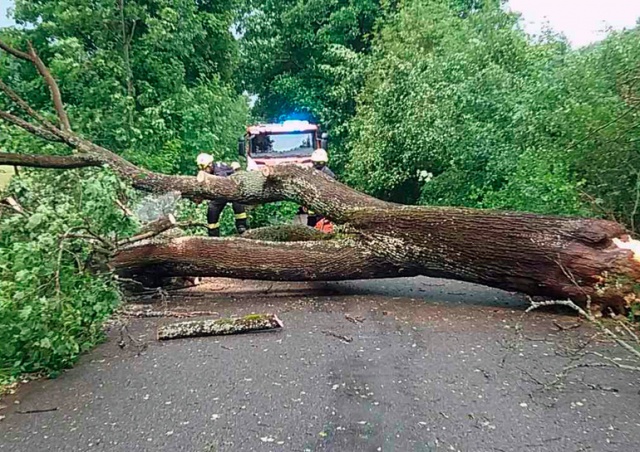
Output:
0,0,639,383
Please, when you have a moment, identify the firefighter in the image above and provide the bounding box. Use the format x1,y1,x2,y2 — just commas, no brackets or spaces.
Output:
306,148,336,228
310,148,335,178
196,153,248,237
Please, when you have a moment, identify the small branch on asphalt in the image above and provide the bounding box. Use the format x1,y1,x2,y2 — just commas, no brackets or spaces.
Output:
117,322,148,353
16,407,58,415
552,320,582,331
525,296,640,384
345,314,365,324
322,330,353,343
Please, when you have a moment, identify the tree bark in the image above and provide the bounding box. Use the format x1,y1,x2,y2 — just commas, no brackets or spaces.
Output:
157,314,283,340
241,224,334,242
111,236,415,281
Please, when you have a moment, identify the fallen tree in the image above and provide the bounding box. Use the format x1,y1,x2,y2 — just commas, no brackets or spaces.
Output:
1,40,640,312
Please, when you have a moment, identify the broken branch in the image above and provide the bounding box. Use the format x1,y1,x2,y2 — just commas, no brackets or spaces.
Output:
0,79,60,133
0,110,63,142
0,152,101,169
27,42,71,132
157,313,283,340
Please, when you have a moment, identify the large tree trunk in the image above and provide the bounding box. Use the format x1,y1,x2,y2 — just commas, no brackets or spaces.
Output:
111,236,415,281
2,39,640,313
109,201,640,311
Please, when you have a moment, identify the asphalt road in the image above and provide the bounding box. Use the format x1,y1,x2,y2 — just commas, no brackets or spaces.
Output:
1,277,639,452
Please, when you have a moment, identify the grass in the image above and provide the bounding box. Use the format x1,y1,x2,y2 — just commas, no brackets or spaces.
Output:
0,165,15,190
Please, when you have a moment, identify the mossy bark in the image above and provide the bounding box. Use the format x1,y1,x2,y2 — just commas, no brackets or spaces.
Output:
157,313,283,340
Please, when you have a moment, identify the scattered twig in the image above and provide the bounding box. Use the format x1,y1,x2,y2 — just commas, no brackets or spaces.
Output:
114,319,148,354
616,319,640,344
16,407,58,414
82,218,114,249
322,330,353,343
589,350,640,371
115,198,134,217
585,383,619,392
530,297,632,347
552,320,582,331
527,296,640,370
345,313,365,324
554,259,588,297
577,189,619,223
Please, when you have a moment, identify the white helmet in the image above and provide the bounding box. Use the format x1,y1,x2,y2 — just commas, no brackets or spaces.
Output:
197,153,214,169
231,161,241,171
311,148,328,163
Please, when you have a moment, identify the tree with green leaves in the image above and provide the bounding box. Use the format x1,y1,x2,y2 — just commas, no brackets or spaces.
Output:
345,0,640,233
238,0,393,173
2,0,248,174
0,0,248,382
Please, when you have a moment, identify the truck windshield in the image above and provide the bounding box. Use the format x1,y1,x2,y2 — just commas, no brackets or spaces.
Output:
252,133,315,158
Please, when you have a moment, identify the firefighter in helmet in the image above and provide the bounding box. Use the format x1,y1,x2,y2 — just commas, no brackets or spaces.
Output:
196,153,248,237
310,148,335,178
306,148,336,228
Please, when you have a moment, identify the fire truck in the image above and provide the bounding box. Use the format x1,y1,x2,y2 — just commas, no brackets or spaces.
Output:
237,120,330,228
237,120,328,170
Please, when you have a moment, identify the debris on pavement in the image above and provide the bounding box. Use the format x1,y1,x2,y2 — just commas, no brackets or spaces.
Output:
157,313,283,340
345,313,365,324
16,407,58,415
322,330,353,343
122,308,220,319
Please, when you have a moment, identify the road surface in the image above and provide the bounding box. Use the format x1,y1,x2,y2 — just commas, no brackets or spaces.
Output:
1,277,639,451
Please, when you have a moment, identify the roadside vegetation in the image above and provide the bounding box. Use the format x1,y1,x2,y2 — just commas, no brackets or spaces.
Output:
1,0,639,385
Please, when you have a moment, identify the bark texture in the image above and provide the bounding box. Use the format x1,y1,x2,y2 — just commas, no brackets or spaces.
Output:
157,314,283,340
241,224,335,242
111,236,415,281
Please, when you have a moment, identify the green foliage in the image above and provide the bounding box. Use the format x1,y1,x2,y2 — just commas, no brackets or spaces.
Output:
238,0,391,174
173,198,238,237
175,200,299,235
0,167,136,383
4,0,248,174
0,0,250,384
346,0,640,227
248,202,300,228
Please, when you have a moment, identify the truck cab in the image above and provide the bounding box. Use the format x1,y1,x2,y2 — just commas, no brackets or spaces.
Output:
238,120,328,171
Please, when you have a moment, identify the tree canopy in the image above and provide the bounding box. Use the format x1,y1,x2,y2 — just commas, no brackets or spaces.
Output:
2,0,248,174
